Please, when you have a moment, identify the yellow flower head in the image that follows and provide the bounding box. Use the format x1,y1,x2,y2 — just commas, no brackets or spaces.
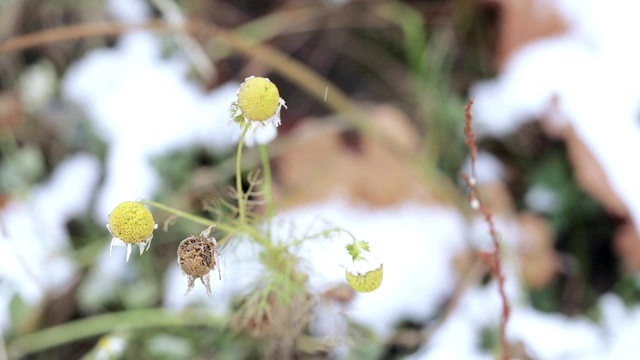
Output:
345,240,383,292
346,264,383,293
238,77,280,121
230,76,286,129
107,201,157,261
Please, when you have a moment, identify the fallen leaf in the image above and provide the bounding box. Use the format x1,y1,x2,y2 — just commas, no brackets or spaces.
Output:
517,212,559,289
274,104,439,207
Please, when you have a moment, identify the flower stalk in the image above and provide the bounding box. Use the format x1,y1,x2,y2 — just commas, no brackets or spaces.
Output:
236,125,250,224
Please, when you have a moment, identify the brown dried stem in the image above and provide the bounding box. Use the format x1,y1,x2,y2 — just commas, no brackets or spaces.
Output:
461,99,510,360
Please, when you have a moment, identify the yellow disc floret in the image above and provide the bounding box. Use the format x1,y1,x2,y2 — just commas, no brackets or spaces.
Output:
108,201,155,244
237,77,280,121
346,265,383,293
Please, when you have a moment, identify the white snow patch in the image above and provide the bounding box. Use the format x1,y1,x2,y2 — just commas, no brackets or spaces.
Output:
62,31,241,221
107,0,150,23
470,0,640,232
162,200,470,338
0,154,100,329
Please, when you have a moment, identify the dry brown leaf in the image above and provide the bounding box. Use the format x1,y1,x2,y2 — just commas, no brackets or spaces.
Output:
0,91,22,131
517,212,559,289
478,0,567,69
321,283,356,305
540,94,628,218
274,104,438,208
613,222,640,272
479,182,514,216
564,126,627,218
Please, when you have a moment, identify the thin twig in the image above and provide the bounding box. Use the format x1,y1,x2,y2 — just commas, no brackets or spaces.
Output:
461,99,510,360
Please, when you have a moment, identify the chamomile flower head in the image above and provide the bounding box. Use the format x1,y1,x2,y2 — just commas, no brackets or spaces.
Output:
177,226,221,296
107,201,157,262
345,240,383,292
230,76,286,145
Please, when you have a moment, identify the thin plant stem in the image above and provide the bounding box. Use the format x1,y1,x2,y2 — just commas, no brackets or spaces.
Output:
287,227,358,248
236,126,250,224
138,199,235,234
461,99,510,360
259,144,274,235
8,309,224,358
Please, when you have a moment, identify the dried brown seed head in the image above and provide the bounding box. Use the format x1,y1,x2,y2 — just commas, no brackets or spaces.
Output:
177,226,220,296
178,236,216,277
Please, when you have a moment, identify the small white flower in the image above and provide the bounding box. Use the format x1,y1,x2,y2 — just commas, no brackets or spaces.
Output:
106,201,158,261
230,76,286,146
95,335,126,360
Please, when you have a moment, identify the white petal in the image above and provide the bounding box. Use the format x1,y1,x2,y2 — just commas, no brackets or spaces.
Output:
201,273,212,296
110,237,127,257
126,244,132,262
111,237,127,246
244,123,277,147
347,250,383,276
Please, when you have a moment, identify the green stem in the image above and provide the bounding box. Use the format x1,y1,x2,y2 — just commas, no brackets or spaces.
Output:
138,199,236,234
258,144,274,238
287,227,358,248
8,309,224,358
236,126,250,224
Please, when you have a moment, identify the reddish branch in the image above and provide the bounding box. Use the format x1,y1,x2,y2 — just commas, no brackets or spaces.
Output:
461,99,510,360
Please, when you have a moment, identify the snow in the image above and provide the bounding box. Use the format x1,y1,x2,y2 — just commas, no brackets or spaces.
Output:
508,306,604,359
466,0,640,358
461,151,506,184
163,200,470,339
525,185,559,214
62,30,241,221
293,201,468,336
0,154,100,329
107,0,150,23
470,0,640,232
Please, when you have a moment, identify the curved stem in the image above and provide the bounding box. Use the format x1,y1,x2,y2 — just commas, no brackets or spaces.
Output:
287,227,357,248
138,199,236,234
236,126,250,224
8,308,224,358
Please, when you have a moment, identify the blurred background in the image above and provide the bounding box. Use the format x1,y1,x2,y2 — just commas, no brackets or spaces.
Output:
2,0,640,359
